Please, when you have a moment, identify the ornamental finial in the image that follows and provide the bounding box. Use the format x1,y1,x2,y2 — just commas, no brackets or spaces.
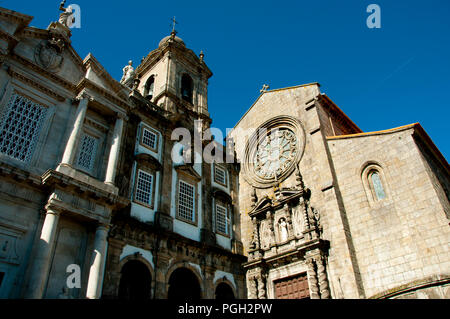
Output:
171,16,178,36
260,84,270,93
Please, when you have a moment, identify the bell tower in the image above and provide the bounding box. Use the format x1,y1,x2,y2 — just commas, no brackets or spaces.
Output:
135,22,212,121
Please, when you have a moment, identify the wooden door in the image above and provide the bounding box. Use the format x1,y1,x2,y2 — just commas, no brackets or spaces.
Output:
274,272,310,299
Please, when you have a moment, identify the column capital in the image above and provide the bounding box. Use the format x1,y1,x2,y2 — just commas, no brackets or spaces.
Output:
96,223,110,232
115,112,128,121
75,90,93,102
43,205,62,216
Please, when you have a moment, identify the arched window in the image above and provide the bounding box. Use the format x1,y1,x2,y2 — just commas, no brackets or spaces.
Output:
181,73,193,104
361,162,388,204
370,170,386,200
143,75,155,100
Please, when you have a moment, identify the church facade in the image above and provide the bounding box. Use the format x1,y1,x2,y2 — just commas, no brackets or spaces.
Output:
0,5,449,300
229,85,450,299
0,6,245,299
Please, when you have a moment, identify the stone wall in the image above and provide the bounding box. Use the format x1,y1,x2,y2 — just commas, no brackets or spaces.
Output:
328,127,450,298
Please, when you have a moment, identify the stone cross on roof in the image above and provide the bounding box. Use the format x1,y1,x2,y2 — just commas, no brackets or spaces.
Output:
171,16,178,34
260,84,270,93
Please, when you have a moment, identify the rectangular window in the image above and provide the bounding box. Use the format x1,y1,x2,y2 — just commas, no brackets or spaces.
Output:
76,133,98,172
178,180,195,222
0,92,47,162
216,204,228,235
214,165,227,186
141,127,158,151
135,169,154,206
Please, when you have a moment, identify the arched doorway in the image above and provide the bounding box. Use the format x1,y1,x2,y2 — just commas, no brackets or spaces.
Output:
215,282,235,300
167,267,201,299
118,260,151,299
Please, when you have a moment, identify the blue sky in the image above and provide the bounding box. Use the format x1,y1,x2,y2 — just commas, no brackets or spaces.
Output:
4,0,450,159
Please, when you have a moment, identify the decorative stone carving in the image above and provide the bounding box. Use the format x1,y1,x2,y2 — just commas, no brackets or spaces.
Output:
295,163,305,191
242,115,306,188
316,254,330,299
251,187,258,208
244,172,330,300
120,60,135,88
247,275,257,299
278,217,288,242
260,212,274,250
249,217,260,251
34,41,64,72
58,1,75,28
306,258,320,299
256,272,267,299
292,205,304,237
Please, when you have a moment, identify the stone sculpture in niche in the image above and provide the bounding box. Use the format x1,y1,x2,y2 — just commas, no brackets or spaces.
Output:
278,217,288,242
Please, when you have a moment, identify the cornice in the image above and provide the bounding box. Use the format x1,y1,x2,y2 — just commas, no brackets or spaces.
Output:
135,153,163,171
41,169,129,207
0,29,19,51
83,53,127,99
7,66,67,102
0,7,33,28
76,78,131,110
10,53,78,92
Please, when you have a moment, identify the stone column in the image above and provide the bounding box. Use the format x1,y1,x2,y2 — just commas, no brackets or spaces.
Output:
86,224,109,299
256,272,267,299
25,208,60,298
247,274,257,299
316,255,331,299
203,266,215,299
104,115,124,185
60,93,90,166
306,258,320,299
101,237,124,298
154,254,171,299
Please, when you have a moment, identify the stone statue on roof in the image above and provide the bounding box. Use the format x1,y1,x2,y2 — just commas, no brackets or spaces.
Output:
120,60,135,88
58,0,75,28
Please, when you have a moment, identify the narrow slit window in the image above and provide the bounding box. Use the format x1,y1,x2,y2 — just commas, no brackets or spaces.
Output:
370,171,386,200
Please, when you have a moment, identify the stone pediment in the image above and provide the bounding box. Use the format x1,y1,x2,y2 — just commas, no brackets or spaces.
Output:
83,53,129,100
135,153,162,171
250,188,304,217
174,164,201,181
211,187,232,203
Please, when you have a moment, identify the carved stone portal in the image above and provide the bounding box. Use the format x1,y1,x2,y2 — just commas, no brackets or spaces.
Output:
244,171,330,299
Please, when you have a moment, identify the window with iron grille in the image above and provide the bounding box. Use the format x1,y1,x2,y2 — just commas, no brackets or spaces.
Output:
76,133,98,172
214,165,227,185
0,92,47,163
178,180,195,222
216,203,228,235
135,169,153,206
142,127,158,150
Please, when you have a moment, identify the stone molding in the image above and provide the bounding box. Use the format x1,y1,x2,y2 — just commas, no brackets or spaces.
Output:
242,115,306,188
